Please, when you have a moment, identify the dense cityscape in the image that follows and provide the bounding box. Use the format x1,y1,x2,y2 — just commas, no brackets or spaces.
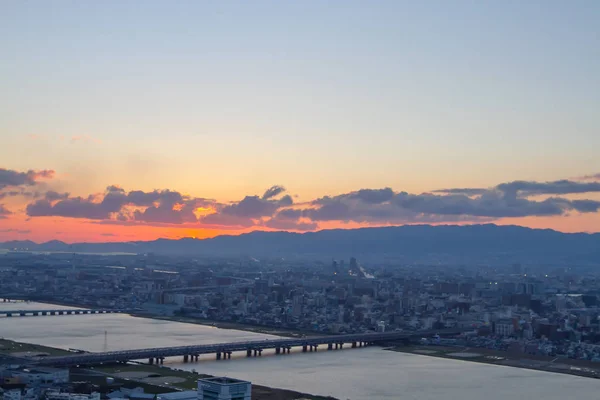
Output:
3,241,600,400
2,251,600,361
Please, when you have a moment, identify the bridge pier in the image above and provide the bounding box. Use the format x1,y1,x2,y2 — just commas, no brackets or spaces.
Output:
352,342,357,348
20,312,26,316
195,355,199,361
339,343,344,349
328,343,333,351
183,355,189,363
6,313,12,317
335,343,339,350
149,358,154,365
247,349,252,357
226,352,231,359
275,347,281,355
50,311,55,315
302,345,307,353
216,352,221,360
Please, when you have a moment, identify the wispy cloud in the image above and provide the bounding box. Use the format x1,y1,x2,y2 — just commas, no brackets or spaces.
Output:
70,135,102,144
0,228,31,234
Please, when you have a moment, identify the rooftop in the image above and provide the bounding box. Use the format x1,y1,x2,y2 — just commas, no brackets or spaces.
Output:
199,377,249,385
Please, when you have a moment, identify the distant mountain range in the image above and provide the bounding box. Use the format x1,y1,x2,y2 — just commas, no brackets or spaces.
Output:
2,224,600,265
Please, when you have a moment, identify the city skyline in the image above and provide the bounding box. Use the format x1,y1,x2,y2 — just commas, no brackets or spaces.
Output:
1,1,599,241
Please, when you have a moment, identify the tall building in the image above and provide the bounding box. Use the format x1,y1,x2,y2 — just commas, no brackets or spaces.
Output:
331,260,339,275
198,377,251,400
349,257,358,272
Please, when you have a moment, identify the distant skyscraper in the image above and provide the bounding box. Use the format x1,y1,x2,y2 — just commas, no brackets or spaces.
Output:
512,263,522,274
331,260,339,274
350,257,358,275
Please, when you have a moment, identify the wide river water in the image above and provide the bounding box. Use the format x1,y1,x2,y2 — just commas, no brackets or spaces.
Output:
0,302,598,399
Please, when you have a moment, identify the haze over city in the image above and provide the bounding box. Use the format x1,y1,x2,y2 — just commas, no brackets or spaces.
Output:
2,1,600,243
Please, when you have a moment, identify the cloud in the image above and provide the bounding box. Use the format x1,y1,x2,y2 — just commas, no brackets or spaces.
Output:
301,179,600,224
578,173,600,181
70,135,102,144
18,173,600,232
0,204,11,219
348,188,396,204
27,194,122,220
497,179,600,196
0,228,31,234
432,188,488,196
0,168,54,190
44,191,70,201
200,213,255,228
132,201,198,224
264,217,318,231
263,209,318,231
0,189,41,199
26,186,217,225
219,195,289,219
262,185,286,200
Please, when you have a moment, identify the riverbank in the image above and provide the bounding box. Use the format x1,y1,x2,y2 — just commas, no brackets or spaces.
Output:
88,363,337,400
0,338,71,357
131,312,324,339
388,345,600,379
1,298,324,339
1,338,337,400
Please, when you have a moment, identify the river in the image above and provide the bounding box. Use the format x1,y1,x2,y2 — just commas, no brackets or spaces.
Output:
0,302,597,399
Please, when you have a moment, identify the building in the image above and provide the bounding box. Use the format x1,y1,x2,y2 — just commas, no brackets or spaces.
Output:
495,319,515,336
46,392,100,400
157,391,197,400
197,377,251,400
8,367,69,385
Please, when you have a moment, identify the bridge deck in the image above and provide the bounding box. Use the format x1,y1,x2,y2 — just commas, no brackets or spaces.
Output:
32,329,462,366
0,309,129,315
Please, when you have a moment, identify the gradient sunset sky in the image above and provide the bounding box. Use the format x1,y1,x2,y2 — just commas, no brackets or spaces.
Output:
1,1,600,243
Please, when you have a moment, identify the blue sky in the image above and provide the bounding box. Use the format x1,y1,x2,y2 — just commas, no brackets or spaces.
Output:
1,1,599,241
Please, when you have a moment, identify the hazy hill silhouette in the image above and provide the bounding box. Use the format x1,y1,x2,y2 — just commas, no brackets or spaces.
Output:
2,224,599,264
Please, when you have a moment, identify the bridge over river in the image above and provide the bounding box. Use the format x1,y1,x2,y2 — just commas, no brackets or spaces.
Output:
32,329,464,367
0,309,130,317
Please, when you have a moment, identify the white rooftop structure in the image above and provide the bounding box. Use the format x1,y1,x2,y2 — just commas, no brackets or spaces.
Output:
156,391,197,400
197,377,251,400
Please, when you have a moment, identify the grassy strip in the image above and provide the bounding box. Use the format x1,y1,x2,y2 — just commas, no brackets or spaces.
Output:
0,339,337,400
88,363,336,400
0,338,71,357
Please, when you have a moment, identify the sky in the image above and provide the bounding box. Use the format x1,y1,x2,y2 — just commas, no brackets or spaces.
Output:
1,1,599,243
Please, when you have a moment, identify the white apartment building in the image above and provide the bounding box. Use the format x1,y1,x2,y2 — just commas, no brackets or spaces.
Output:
197,377,251,400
